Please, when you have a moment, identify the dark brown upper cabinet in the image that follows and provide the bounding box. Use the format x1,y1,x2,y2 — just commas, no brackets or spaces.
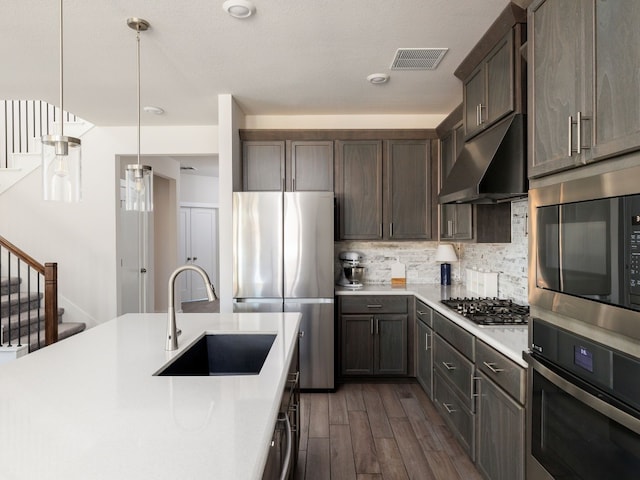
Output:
335,139,433,241
463,30,516,140
242,140,334,192
529,0,640,178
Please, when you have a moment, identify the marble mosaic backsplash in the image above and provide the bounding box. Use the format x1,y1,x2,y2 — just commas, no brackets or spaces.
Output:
335,199,529,304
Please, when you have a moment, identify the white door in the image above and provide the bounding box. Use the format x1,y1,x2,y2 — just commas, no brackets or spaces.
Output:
179,207,218,302
120,208,154,313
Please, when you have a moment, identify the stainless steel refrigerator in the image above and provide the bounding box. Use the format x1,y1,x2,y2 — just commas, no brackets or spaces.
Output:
233,191,334,390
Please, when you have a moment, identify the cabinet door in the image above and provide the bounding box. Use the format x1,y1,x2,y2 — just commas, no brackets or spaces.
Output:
341,315,374,375
374,314,407,375
485,31,515,126
335,141,383,240
243,141,285,191
416,319,433,398
464,65,485,139
529,0,593,177
289,140,334,192
476,372,525,480
440,125,472,240
592,0,640,160
385,140,431,240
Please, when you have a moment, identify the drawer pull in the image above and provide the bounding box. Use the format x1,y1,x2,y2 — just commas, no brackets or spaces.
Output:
483,361,505,374
443,403,457,414
441,361,456,371
417,310,427,315
366,304,383,309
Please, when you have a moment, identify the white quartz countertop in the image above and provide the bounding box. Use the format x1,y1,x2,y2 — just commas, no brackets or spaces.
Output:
336,284,529,367
0,311,301,480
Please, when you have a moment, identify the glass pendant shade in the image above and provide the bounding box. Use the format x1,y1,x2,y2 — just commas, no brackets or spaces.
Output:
125,164,153,212
42,134,82,202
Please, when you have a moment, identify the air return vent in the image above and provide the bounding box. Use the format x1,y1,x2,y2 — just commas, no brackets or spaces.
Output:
390,48,448,70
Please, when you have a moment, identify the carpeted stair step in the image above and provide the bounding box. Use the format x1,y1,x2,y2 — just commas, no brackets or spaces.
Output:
1,307,65,343
0,277,21,296
0,291,42,319
27,322,86,352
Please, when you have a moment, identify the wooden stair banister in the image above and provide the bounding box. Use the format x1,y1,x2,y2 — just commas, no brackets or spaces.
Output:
0,235,58,346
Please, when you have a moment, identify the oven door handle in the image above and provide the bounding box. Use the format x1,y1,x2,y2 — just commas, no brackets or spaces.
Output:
525,352,640,436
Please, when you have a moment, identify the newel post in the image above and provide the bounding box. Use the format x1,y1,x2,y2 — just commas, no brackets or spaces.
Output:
44,262,59,346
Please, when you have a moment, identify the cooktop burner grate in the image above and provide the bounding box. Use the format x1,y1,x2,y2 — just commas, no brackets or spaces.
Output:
441,297,529,326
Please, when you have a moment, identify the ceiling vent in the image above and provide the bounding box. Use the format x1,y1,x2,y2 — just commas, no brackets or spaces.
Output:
390,48,448,70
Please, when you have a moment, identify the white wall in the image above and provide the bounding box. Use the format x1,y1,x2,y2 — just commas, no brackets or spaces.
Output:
0,124,218,328
244,114,447,129
179,175,218,205
217,94,245,313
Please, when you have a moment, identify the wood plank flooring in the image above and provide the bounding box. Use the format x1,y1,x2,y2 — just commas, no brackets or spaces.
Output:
295,383,482,480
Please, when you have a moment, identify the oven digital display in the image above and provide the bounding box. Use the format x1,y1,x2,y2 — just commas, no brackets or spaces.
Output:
574,345,594,372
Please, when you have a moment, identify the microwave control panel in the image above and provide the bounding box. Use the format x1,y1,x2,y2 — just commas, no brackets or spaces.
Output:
628,209,640,303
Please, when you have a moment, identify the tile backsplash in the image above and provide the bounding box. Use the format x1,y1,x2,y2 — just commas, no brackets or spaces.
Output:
335,199,529,304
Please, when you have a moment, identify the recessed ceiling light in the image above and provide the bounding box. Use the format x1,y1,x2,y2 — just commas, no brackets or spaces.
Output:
367,73,389,85
223,0,256,18
143,106,164,115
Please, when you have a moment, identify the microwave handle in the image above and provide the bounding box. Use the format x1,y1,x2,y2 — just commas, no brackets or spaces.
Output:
526,353,640,436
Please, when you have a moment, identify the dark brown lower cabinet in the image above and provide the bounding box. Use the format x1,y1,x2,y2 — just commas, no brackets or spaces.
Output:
340,313,407,376
476,371,525,480
416,315,433,398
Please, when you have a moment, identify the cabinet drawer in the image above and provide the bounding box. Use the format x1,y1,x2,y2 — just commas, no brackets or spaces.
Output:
434,334,475,411
476,340,526,404
415,299,432,328
434,370,475,459
341,296,408,314
433,311,475,361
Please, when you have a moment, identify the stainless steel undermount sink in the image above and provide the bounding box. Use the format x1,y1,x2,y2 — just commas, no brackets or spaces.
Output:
155,333,276,376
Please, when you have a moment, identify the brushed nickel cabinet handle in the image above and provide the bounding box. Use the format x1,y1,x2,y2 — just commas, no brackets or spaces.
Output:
443,403,456,414
483,361,505,374
442,361,456,371
366,304,383,309
568,115,573,156
370,318,374,335
376,318,379,335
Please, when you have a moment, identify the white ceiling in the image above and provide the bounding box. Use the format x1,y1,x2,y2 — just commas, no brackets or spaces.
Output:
1,0,513,128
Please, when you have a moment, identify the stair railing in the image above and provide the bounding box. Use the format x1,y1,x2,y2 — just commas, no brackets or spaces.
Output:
0,235,58,351
1,100,78,168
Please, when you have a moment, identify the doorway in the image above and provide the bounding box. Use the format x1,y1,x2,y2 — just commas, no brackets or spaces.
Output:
179,206,219,302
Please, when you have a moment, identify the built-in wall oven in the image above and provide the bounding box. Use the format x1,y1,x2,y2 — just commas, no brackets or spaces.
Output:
529,166,640,479
525,319,640,479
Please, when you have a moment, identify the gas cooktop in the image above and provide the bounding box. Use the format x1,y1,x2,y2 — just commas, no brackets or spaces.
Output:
441,297,529,326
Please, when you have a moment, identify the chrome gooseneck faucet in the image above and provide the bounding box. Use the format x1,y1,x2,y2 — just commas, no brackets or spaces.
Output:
166,264,217,351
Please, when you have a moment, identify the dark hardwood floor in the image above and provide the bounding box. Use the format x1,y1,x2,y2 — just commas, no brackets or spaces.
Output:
295,383,482,480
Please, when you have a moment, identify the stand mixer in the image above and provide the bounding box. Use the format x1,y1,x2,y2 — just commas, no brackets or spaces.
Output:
337,251,365,288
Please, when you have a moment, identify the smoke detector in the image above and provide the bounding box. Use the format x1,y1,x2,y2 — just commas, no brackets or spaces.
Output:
391,48,448,70
223,0,256,18
367,73,389,84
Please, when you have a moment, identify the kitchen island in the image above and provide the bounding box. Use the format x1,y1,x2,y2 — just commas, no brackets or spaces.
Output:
0,311,301,480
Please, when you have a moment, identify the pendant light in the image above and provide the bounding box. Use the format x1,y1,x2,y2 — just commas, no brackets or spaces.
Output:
124,17,153,212
42,0,82,202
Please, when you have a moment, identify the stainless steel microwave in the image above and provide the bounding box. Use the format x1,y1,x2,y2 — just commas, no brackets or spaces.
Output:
529,165,640,343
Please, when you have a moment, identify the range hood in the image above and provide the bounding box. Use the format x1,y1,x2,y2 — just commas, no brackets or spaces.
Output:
439,113,527,204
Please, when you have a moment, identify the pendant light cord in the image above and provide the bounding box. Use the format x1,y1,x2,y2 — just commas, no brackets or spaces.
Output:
59,0,64,137
136,27,141,168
